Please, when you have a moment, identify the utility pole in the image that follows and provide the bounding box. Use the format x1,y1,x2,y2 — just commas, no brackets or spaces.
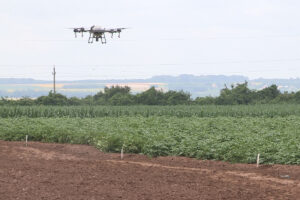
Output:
52,66,56,94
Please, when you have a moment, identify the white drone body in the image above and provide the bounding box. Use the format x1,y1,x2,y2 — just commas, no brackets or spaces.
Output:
72,25,127,44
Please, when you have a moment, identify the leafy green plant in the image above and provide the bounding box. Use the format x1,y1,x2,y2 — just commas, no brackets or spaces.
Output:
1,115,300,164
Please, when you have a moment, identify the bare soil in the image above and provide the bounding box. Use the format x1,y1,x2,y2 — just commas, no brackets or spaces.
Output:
0,140,299,200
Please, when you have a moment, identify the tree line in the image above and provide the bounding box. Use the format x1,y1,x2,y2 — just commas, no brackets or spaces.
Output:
1,82,300,106
195,82,300,105
0,86,191,106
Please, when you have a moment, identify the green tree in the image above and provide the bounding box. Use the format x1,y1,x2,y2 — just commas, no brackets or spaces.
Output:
109,93,134,105
136,87,166,105
294,91,300,103
256,84,280,103
94,86,132,105
17,97,35,106
68,97,82,105
35,91,68,105
165,90,191,105
216,82,254,105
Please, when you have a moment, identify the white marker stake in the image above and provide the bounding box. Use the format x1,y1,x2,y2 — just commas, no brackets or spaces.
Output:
121,147,124,160
256,153,260,168
25,135,28,147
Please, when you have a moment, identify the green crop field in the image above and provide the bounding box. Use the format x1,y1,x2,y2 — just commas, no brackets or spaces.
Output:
1,104,300,118
0,105,300,164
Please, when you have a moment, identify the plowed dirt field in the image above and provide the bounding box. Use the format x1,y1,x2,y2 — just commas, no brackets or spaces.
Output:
0,140,299,200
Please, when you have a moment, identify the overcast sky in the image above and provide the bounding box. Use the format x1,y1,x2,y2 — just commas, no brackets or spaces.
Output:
0,0,300,80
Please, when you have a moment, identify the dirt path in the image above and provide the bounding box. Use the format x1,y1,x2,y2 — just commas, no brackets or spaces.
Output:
0,141,299,200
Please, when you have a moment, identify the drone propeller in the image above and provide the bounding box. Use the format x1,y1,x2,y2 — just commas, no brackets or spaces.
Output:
108,27,130,38
68,27,87,38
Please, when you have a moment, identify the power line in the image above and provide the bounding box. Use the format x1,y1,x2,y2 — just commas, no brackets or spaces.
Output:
0,58,300,68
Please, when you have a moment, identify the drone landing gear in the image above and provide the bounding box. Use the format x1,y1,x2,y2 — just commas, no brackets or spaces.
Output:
99,34,106,44
88,33,93,43
88,33,106,44
97,34,106,44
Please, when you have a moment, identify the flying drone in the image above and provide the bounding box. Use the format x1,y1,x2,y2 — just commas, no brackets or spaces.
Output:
71,25,127,44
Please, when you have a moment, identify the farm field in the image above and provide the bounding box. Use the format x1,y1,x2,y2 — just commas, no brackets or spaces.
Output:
1,104,300,118
0,105,300,164
0,141,299,200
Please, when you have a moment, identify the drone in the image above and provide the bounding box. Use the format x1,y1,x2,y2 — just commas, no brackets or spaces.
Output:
71,25,127,44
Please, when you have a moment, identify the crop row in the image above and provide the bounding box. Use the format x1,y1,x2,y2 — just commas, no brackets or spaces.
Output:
1,116,299,164
1,104,300,118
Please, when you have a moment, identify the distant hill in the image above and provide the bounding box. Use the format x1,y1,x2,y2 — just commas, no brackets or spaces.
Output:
0,78,50,84
0,75,300,98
